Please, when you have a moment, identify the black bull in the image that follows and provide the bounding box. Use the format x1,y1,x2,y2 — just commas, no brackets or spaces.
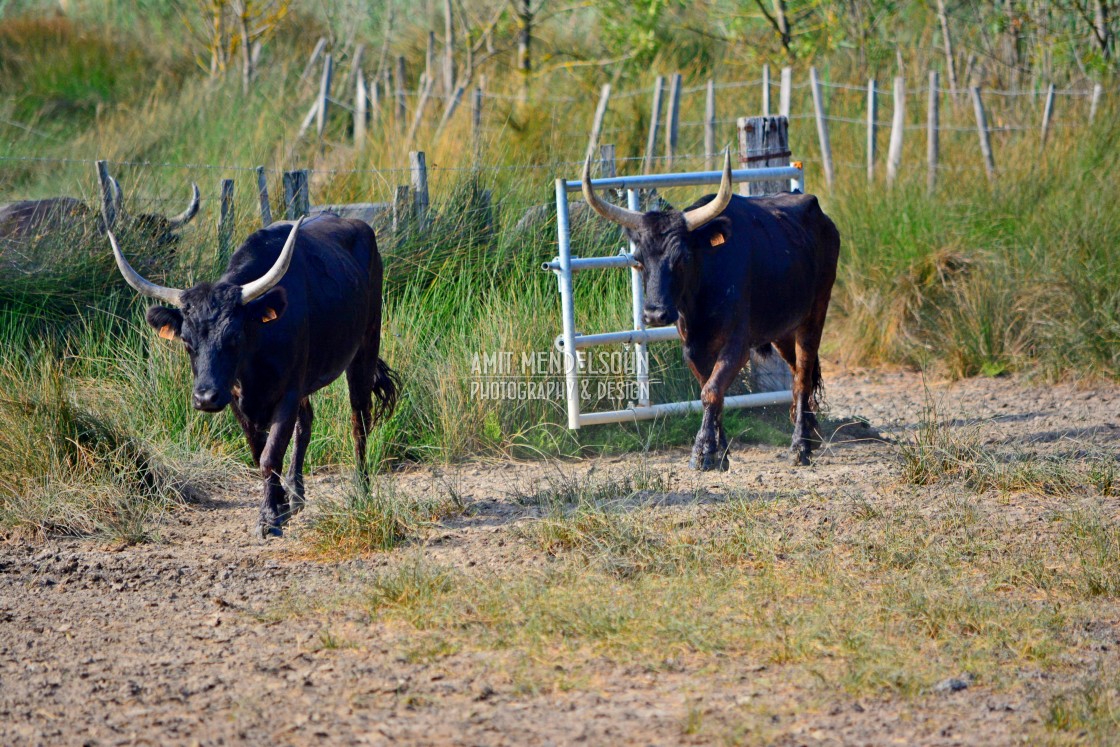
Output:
582,151,841,470
110,214,397,537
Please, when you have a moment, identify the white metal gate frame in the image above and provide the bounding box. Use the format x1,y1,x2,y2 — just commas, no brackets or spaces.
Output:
544,163,805,429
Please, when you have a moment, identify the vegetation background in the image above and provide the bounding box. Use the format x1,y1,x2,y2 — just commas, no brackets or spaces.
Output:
0,0,1117,537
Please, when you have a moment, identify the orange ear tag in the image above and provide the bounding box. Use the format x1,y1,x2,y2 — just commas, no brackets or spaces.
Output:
261,308,278,323
710,233,726,247
158,325,177,341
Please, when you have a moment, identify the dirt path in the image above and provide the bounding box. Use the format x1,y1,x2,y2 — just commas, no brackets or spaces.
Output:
1,367,1118,746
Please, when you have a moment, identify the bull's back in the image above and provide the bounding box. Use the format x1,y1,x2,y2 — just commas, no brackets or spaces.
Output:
226,215,380,393
0,198,91,239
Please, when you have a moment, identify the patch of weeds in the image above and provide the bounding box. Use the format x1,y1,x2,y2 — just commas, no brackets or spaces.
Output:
511,465,669,509
403,634,460,664
1044,672,1120,744
1061,509,1120,598
312,629,357,652
1087,457,1117,497
364,556,457,621
306,478,460,558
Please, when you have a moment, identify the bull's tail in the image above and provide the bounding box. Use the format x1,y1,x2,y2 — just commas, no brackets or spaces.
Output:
807,352,826,413
371,358,400,424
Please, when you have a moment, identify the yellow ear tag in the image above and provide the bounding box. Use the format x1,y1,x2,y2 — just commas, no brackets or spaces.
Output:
710,233,726,247
158,325,177,341
261,308,278,323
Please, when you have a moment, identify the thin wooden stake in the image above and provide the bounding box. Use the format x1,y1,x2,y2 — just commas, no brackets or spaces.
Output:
867,78,877,182
392,185,411,235
299,38,327,85
316,54,333,137
255,166,271,227
218,179,234,263
886,75,905,187
355,68,368,147
283,170,310,219
95,159,115,228
395,55,407,125
407,76,434,145
761,64,770,116
704,79,716,169
471,87,483,148
1040,82,1055,150
809,67,834,188
664,73,682,170
1090,82,1103,122
970,86,995,181
779,66,792,118
927,71,939,194
599,143,616,178
410,151,429,231
643,76,665,174
585,83,611,163
435,83,466,139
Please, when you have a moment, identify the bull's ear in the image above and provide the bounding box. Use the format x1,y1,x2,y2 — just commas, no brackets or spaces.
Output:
691,216,733,252
146,305,183,341
247,287,288,324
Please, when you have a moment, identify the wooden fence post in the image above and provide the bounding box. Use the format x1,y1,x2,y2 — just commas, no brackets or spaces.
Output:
762,64,771,116
809,67,834,187
471,87,483,150
1040,82,1055,150
970,86,995,180
737,115,790,196
704,79,716,169
664,73,682,170
887,75,905,187
435,83,466,140
598,143,616,178
316,54,333,137
283,170,310,219
395,55,407,125
299,37,327,85
407,75,434,145
927,70,939,194
95,159,115,227
355,68,368,146
643,76,665,174
410,151,429,231
779,66,792,118
585,83,612,163
255,166,271,226
218,179,235,263
1090,82,1103,122
392,185,412,235
867,78,877,182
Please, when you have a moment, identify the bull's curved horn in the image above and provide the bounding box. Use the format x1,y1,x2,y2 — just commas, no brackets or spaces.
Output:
107,230,184,307
683,149,733,231
581,154,643,230
166,183,201,229
240,216,303,304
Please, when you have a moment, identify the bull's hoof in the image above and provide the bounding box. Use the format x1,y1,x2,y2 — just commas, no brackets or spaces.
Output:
690,452,730,472
256,521,283,539
790,449,811,467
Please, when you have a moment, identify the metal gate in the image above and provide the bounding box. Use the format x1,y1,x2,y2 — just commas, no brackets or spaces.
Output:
543,163,805,429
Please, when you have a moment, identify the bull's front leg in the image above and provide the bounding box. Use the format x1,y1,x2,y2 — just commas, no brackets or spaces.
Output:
257,393,299,538
689,345,748,472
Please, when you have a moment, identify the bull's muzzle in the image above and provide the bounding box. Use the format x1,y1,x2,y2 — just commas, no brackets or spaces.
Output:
643,305,678,327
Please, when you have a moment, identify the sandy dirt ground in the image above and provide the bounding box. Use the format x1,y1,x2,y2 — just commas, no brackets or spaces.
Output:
1,366,1117,746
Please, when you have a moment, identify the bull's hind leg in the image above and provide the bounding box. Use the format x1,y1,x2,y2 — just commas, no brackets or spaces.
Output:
283,398,313,518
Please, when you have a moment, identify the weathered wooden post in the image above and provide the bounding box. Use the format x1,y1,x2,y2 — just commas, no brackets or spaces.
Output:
316,54,333,137
471,87,483,151
927,71,939,193
779,66,792,118
255,166,271,227
737,115,790,197
435,83,466,140
407,75,434,145
95,159,115,227
761,64,771,116
299,38,327,85
866,78,877,182
886,76,905,187
410,151,429,231
1040,83,1055,150
598,143,616,178
585,84,611,163
354,68,368,147
283,170,310,219
1090,82,1103,122
395,55,407,125
809,67,834,187
643,75,665,174
705,79,717,169
664,73,682,170
218,178,235,263
392,185,412,235
970,86,995,180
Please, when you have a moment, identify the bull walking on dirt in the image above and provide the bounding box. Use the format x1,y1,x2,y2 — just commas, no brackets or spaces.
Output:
581,150,841,470
109,213,398,537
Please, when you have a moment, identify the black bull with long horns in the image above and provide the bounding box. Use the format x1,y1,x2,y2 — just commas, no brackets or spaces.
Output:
582,150,841,470
110,213,398,537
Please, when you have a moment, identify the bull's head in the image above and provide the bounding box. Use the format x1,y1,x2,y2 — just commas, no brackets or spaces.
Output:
582,149,733,327
108,218,302,412
103,177,201,247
